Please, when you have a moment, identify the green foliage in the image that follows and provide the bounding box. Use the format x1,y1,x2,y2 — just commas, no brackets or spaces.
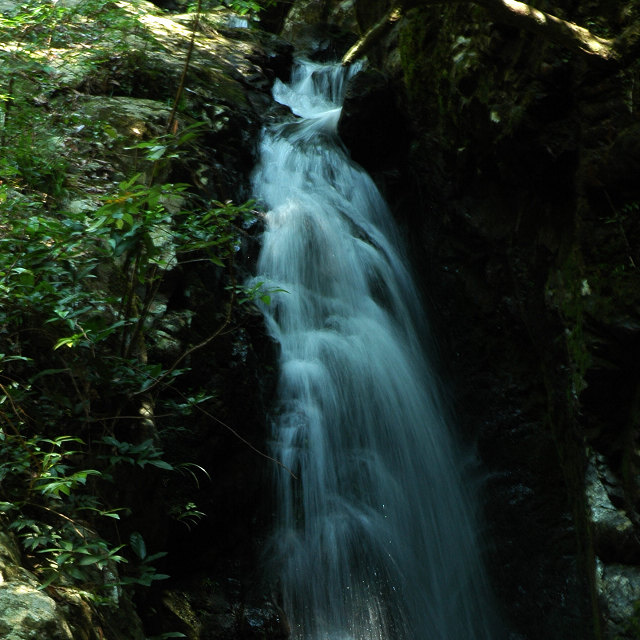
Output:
0,0,266,616
169,501,206,531
0,140,250,587
227,0,275,16
0,389,207,594
122,531,170,587
184,0,276,16
0,431,124,589
231,280,289,305
1,118,253,613
100,436,175,471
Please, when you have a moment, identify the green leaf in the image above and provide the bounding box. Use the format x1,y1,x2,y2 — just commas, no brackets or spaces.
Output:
67,566,87,581
102,124,119,139
129,531,147,560
147,459,173,471
71,469,101,484
119,172,143,191
145,145,168,161
144,551,168,563
86,216,108,232
29,368,71,382
14,268,35,286
98,510,122,519
53,334,82,350
78,555,104,566
151,572,170,581
37,571,61,590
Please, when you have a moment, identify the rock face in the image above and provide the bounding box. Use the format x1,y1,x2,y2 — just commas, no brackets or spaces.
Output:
279,0,357,58
334,1,640,638
0,530,73,640
338,67,409,172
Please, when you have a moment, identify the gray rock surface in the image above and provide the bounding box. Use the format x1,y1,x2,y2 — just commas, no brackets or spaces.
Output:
0,529,73,640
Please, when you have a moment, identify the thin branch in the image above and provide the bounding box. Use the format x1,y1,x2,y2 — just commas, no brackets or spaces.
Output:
84,413,179,422
475,0,617,61
128,358,297,478
135,279,235,395
342,2,405,66
199,404,295,478
27,502,95,539
166,0,202,134
123,264,160,361
122,331,297,477
0,382,30,437
172,384,298,480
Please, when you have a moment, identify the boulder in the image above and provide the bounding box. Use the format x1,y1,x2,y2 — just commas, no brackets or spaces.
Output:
597,561,640,639
0,530,74,640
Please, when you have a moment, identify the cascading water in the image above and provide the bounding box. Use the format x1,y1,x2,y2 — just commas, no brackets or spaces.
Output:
252,59,504,640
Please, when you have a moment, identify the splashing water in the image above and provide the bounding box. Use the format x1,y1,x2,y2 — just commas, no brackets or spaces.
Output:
252,59,503,640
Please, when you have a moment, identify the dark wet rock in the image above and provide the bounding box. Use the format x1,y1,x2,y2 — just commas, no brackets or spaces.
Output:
603,124,640,198
0,528,144,640
587,458,639,564
597,562,640,639
0,530,73,640
279,0,358,59
283,21,357,60
338,68,409,173
145,581,289,640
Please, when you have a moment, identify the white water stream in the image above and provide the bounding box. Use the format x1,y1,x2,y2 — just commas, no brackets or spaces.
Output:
252,60,503,640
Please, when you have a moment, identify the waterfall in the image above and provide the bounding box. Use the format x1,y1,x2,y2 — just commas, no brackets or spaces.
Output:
252,59,504,640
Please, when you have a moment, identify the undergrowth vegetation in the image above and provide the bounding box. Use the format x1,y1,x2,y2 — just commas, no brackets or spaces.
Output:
0,0,269,614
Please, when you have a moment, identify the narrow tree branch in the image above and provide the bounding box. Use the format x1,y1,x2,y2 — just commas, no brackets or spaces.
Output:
134,280,235,396
342,2,405,66
189,400,298,479
475,0,617,61
166,0,201,133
